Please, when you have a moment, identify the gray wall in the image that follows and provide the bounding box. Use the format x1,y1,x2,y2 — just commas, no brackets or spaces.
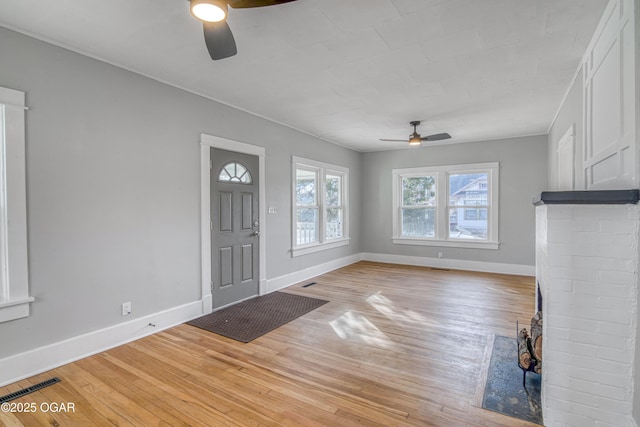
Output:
0,27,361,358
361,135,547,267
547,67,584,191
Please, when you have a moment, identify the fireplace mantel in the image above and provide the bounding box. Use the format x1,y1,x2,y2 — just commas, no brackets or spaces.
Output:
532,189,640,206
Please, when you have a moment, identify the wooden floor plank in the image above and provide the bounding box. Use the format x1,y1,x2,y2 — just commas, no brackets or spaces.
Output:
0,261,538,426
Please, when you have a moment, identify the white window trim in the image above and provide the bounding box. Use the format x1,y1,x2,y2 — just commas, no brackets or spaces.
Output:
0,86,33,323
392,162,500,250
292,156,349,257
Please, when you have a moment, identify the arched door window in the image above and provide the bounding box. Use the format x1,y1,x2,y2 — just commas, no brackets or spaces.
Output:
218,162,252,184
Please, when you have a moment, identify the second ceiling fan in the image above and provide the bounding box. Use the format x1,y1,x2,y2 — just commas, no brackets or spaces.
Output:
380,121,452,146
189,0,298,60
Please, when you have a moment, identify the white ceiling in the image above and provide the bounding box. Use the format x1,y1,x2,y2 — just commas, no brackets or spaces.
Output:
0,0,608,151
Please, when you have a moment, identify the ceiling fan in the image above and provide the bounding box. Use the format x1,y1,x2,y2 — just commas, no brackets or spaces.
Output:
380,121,452,146
188,0,298,60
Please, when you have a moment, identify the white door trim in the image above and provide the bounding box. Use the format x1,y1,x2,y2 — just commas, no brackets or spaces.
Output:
200,134,267,314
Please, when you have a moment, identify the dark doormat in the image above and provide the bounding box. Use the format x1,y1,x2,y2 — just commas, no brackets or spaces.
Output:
187,291,328,343
482,335,543,425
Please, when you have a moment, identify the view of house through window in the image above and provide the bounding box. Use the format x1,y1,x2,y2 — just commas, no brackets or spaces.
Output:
392,163,499,249
448,173,489,239
292,157,349,256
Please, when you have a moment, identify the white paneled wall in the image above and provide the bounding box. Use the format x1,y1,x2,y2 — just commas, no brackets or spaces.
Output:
536,204,639,427
583,0,637,189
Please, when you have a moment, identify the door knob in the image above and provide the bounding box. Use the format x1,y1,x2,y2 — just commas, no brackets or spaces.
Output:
252,230,260,237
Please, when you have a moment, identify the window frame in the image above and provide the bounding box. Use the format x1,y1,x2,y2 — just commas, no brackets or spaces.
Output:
292,157,349,257
0,86,33,323
392,162,499,250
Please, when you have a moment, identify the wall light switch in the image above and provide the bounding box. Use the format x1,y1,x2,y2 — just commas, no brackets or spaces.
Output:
268,206,277,214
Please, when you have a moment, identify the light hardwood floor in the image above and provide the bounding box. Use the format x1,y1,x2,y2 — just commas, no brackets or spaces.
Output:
0,261,538,426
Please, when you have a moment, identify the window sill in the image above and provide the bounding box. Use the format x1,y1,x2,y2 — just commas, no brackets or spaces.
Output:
0,297,35,323
392,237,500,250
291,238,350,257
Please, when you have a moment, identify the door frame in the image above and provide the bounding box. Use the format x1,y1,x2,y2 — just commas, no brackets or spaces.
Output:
200,133,266,314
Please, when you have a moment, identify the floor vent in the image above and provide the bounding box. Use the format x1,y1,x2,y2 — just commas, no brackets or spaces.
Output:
302,282,317,288
430,267,450,271
0,377,61,403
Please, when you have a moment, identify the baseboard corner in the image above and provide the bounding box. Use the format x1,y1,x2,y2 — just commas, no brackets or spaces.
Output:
265,253,362,293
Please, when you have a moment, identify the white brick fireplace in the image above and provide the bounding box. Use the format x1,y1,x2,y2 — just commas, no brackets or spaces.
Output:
535,191,640,427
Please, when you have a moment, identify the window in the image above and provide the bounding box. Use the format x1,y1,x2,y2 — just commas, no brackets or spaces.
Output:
292,157,349,256
325,173,344,240
392,162,499,249
295,167,319,245
449,173,490,240
401,176,436,237
218,161,252,184
0,86,33,323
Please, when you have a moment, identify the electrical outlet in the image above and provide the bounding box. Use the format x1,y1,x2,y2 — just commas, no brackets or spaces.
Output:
122,302,132,316
438,252,443,259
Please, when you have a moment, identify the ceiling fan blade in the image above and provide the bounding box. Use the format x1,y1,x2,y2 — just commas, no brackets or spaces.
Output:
203,21,237,60
422,133,452,141
379,139,409,142
229,0,297,8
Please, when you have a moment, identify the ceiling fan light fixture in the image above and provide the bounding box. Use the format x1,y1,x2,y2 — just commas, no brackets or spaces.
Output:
409,128,422,145
379,121,451,146
191,0,227,22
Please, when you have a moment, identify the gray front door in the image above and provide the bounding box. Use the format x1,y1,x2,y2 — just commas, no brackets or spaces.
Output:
211,148,260,309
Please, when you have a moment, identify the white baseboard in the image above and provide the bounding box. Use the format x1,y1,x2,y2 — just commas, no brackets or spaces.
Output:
265,253,362,293
0,300,204,387
265,253,533,293
361,252,535,276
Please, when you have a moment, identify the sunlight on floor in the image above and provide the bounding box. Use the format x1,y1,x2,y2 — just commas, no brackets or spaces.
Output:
366,291,434,326
487,286,519,295
329,310,394,348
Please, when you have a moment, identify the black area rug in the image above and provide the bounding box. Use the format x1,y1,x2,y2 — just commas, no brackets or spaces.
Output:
187,291,328,343
482,335,543,425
